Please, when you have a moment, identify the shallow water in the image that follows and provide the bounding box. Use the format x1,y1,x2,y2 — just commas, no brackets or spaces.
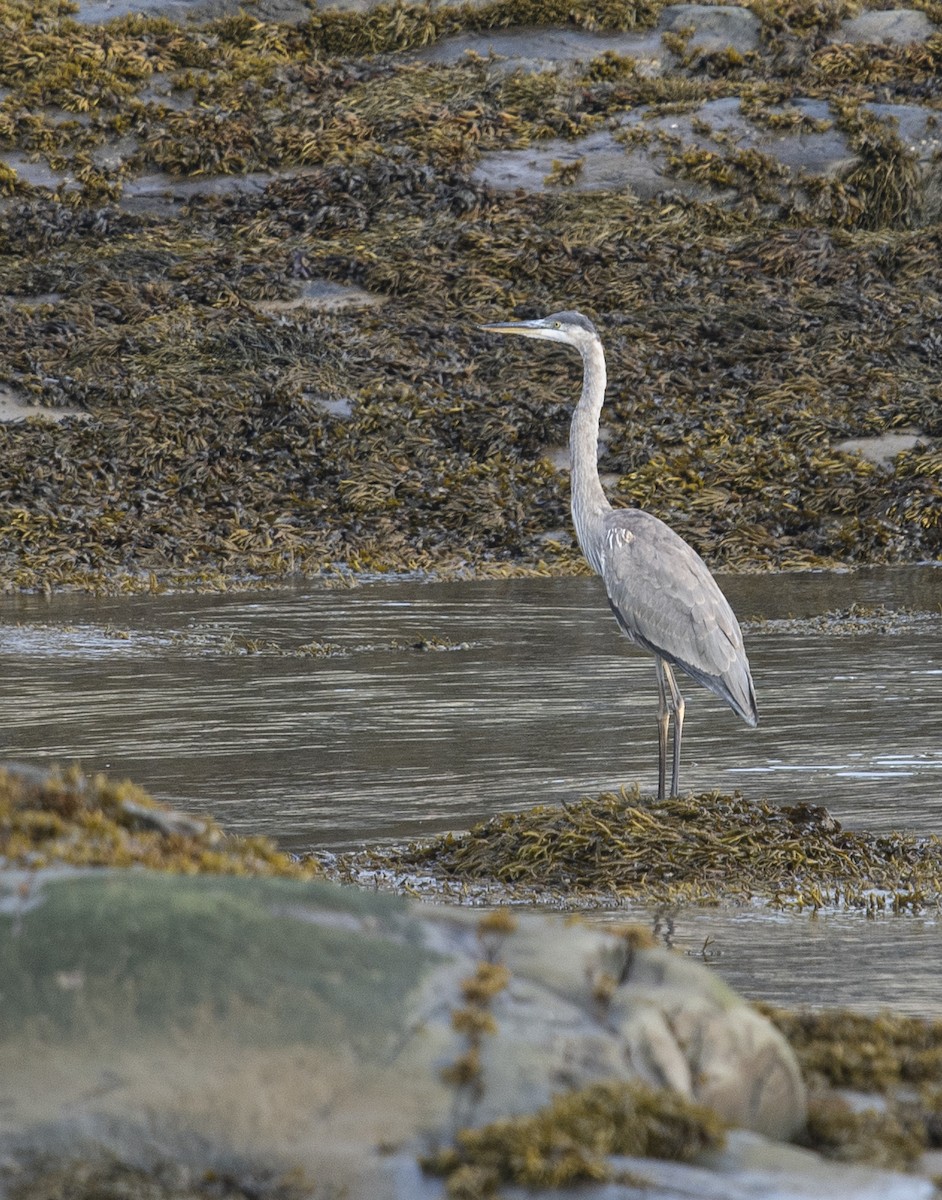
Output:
595,902,942,1017
0,565,940,1012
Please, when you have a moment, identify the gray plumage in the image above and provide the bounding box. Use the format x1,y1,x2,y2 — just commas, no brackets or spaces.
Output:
480,309,758,799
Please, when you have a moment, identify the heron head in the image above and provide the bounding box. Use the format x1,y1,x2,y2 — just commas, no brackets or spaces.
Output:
480,310,598,350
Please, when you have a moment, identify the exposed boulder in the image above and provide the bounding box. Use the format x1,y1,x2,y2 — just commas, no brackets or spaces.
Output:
0,868,804,1195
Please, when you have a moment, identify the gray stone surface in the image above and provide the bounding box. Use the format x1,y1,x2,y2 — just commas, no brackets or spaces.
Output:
660,3,761,55
325,1132,938,1200
835,428,925,467
0,382,88,424
472,96,851,199
414,3,760,72
0,869,807,1196
506,1131,937,1199
252,279,386,315
472,95,942,205
73,0,316,24
119,171,277,216
413,25,668,72
834,9,939,46
474,127,667,198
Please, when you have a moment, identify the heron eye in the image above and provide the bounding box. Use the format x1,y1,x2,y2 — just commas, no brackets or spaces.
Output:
553,322,561,328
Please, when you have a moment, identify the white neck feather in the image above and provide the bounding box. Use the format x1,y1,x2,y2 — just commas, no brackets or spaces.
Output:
569,336,611,576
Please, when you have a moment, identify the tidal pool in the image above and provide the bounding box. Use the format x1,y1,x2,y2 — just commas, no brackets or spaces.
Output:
0,565,939,1013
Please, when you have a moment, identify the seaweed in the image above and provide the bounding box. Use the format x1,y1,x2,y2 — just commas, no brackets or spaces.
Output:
0,763,317,875
763,1005,942,1170
421,1079,725,1196
8,1160,314,1200
763,1006,942,1094
324,788,942,910
0,0,938,592
439,912,518,1130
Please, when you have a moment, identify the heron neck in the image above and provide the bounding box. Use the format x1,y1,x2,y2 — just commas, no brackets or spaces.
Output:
569,337,611,576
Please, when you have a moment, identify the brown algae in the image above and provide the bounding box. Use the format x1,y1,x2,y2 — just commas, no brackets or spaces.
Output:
421,1079,726,1195
325,788,942,910
0,763,317,876
764,1005,942,1096
0,1,938,591
7,1161,314,1200
763,1005,942,1171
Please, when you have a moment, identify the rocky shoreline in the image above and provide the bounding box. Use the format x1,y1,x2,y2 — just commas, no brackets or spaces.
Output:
2,764,942,1198
0,0,939,592
1,0,941,1194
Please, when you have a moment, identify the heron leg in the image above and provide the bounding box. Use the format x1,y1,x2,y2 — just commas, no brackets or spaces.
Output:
654,659,670,801
661,662,686,798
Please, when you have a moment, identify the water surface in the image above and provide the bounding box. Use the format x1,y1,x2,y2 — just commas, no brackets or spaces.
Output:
0,565,939,1013
1,566,937,847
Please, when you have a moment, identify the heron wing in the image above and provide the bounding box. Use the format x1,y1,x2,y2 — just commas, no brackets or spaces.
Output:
599,508,758,725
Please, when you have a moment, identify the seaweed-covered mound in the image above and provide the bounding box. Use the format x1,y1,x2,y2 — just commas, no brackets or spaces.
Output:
325,788,942,909
0,762,315,875
0,0,939,591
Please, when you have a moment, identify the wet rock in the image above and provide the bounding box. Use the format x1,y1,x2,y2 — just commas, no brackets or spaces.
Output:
833,10,939,46
72,0,317,24
472,96,849,199
309,393,355,418
414,26,668,73
834,428,926,467
117,796,219,839
0,869,804,1194
512,1130,938,1198
252,279,385,314
474,127,663,197
119,171,276,216
0,382,87,424
414,3,760,73
0,763,305,874
472,94,942,210
660,3,761,56
0,152,72,193
608,1130,938,1200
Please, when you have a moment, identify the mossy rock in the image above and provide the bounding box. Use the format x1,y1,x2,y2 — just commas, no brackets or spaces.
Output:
0,867,804,1190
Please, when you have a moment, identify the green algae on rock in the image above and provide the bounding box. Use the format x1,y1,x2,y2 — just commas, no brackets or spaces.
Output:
0,866,807,1194
0,762,316,875
324,788,942,910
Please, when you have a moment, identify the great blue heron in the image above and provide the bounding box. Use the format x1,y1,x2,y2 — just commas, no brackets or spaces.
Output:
480,310,758,800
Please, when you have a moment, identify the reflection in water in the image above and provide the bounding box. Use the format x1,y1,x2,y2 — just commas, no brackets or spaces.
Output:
0,565,939,1012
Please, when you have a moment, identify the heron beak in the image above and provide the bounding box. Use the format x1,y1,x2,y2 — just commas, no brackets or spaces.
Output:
479,319,547,339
